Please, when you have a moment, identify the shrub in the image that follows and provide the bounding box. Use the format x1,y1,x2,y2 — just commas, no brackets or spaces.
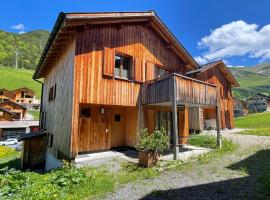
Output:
136,128,169,153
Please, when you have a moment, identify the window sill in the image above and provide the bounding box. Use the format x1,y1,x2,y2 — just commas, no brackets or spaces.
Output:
114,76,134,82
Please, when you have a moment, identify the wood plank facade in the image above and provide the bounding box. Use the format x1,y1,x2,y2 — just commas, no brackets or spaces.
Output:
187,61,239,129
32,12,238,165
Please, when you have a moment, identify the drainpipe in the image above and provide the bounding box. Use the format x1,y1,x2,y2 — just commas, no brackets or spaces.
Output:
33,79,43,130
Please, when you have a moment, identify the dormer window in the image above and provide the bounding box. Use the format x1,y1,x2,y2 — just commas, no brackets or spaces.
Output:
114,54,132,80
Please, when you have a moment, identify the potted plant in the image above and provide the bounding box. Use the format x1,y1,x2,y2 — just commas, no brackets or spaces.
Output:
136,128,169,167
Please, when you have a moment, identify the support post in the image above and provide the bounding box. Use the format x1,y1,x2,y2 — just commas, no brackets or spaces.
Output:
172,75,179,160
216,105,222,148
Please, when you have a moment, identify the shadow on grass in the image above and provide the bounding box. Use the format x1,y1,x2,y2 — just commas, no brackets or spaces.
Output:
140,149,270,200
0,157,21,170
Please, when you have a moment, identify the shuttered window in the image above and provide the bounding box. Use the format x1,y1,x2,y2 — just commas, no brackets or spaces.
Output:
103,47,115,77
134,58,145,83
114,53,132,80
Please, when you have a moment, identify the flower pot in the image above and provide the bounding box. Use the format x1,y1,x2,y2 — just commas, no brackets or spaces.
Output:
138,151,159,168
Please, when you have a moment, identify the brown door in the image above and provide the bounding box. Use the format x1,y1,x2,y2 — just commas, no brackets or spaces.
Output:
110,108,126,148
78,105,109,153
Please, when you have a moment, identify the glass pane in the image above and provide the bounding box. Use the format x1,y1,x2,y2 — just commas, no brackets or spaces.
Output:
160,69,166,77
122,57,130,79
114,56,121,77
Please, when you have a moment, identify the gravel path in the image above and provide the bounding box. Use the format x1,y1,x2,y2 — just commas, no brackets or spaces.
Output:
105,129,270,200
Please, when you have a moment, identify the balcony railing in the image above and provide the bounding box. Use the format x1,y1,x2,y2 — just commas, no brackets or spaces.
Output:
141,73,218,106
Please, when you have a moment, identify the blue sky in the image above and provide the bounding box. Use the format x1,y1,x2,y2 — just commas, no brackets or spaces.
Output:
1,0,270,67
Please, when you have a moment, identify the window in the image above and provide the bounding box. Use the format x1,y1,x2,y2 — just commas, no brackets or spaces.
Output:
155,111,173,144
48,84,57,102
80,104,91,118
21,91,25,98
0,111,3,117
0,91,3,95
114,114,121,122
155,65,166,78
114,54,132,80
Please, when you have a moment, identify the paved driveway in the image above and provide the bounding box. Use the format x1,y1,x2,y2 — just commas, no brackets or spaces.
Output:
106,130,270,200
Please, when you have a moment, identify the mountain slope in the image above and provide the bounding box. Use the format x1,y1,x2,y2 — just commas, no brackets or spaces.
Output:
0,30,49,70
230,64,270,99
0,66,41,98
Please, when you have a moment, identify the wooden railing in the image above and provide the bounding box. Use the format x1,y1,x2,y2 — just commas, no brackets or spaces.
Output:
141,73,218,106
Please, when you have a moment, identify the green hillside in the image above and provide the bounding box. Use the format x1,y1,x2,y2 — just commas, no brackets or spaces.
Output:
0,66,41,98
230,64,270,99
0,30,49,70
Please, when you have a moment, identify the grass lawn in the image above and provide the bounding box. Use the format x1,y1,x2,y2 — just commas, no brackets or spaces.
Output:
0,146,20,160
0,66,41,99
28,110,40,120
235,112,270,136
0,135,236,200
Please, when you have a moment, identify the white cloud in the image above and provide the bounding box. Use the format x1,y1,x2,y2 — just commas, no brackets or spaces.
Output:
197,20,270,63
18,31,26,34
10,23,25,30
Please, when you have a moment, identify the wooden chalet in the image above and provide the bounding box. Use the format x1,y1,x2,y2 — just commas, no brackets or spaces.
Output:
0,107,16,121
31,11,238,169
0,100,27,120
247,93,270,113
0,87,36,105
0,88,15,103
11,87,35,104
187,60,239,130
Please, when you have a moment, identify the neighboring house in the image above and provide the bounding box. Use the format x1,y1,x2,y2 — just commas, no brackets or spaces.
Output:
187,60,240,130
0,100,27,120
0,87,39,109
31,11,237,170
0,88,15,103
233,97,248,117
0,107,16,121
11,87,36,104
247,93,270,113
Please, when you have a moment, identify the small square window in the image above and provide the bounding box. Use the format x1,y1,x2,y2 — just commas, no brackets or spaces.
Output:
80,105,91,118
114,114,121,122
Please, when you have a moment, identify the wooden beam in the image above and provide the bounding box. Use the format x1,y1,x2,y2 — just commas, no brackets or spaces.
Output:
172,75,179,160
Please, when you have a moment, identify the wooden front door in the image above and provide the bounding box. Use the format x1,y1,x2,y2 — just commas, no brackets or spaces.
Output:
78,105,110,153
110,108,126,148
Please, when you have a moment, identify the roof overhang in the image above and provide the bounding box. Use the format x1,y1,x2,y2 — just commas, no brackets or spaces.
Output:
187,60,240,88
0,100,27,110
33,11,199,79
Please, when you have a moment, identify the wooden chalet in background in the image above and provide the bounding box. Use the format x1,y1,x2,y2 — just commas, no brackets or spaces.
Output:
233,97,248,117
31,11,239,170
0,107,16,121
0,100,26,120
247,93,270,113
0,87,36,104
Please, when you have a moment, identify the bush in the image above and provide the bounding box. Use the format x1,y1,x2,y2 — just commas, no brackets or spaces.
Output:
136,128,169,153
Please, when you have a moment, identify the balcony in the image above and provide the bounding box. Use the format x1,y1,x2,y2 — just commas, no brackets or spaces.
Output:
141,73,218,107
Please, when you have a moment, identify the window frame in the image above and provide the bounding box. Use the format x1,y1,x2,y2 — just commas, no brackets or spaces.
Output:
114,52,133,81
48,84,57,102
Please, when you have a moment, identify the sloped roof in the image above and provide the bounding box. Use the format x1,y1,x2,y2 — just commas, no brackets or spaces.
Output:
18,131,45,141
11,87,35,95
0,100,27,110
0,107,16,115
186,60,240,87
33,11,199,79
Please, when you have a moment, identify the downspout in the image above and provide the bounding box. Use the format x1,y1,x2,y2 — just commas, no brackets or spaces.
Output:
33,79,43,130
